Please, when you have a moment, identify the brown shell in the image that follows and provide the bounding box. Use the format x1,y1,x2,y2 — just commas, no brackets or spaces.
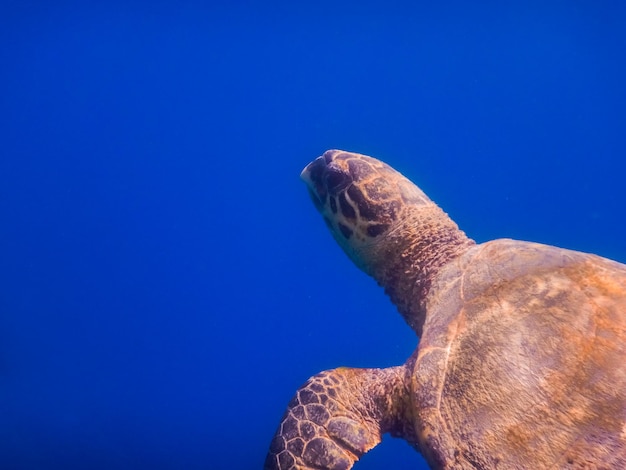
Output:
414,238,626,468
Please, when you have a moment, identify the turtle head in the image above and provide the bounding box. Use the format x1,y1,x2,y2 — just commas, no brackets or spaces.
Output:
301,149,474,335
301,149,434,274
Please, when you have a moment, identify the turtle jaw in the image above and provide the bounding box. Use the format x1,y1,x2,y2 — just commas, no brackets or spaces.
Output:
300,151,358,226
301,150,373,271
300,155,329,212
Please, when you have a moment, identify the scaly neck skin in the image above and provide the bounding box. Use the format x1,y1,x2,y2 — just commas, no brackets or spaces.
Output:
362,204,475,337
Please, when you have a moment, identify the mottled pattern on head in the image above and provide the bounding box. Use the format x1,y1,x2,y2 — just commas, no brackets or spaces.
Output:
301,149,433,271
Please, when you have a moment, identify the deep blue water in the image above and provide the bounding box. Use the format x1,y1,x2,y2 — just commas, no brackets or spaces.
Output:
1,2,625,469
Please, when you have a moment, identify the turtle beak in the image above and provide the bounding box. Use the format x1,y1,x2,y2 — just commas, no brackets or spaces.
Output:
301,156,328,212
302,150,357,213
300,156,324,186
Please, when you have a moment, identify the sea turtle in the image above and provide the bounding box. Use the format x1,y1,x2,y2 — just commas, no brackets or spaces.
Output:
265,150,626,469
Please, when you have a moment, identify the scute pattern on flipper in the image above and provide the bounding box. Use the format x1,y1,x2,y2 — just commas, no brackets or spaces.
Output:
265,366,412,470
265,371,373,470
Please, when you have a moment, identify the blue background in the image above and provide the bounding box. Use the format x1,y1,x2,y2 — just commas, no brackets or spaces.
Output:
1,2,625,469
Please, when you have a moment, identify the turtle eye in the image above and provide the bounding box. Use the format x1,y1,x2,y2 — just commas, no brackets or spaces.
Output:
325,166,352,194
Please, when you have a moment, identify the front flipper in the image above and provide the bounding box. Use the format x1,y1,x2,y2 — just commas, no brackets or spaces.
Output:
265,365,414,470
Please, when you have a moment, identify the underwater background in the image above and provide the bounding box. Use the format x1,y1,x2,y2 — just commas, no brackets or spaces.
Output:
1,2,625,469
